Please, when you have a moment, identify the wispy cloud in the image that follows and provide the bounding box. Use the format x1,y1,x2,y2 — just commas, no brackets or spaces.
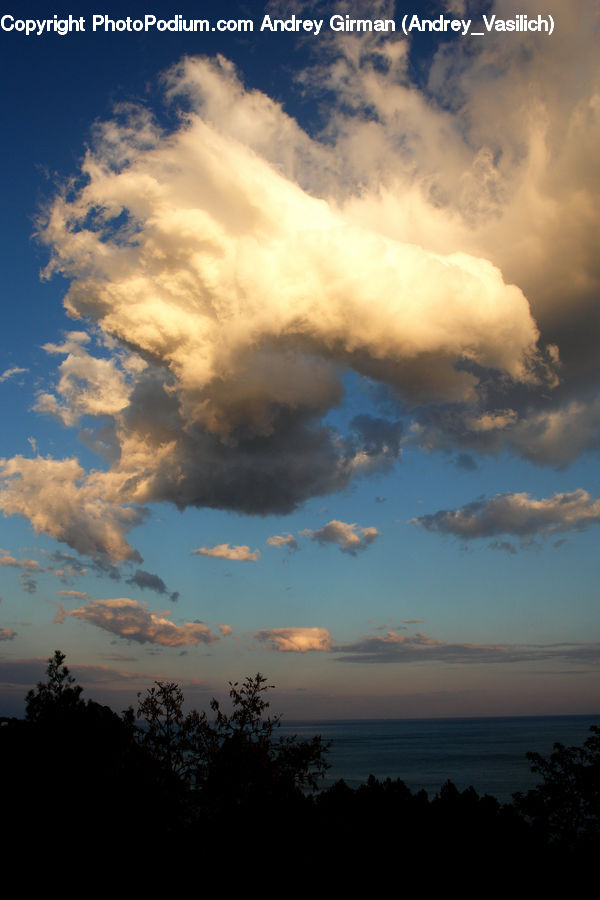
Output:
334,630,600,666
0,366,28,383
56,589,89,600
19,576,37,594
0,656,142,686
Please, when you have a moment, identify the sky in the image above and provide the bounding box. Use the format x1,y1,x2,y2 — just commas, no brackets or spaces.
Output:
1,0,599,719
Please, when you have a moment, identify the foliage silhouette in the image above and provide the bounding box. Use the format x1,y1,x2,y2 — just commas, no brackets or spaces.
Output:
136,672,330,813
5,649,598,867
514,725,600,853
25,649,84,722
4,650,183,844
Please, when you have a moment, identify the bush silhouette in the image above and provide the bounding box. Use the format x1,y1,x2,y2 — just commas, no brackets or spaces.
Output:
135,672,330,816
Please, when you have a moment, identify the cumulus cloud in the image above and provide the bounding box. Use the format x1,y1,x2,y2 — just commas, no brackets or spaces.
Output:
0,456,147,562
125,568,179,602
254,627,333,653
64,597,221,646
0,628,16,641
192,543,260,562
301,520,379,555
34,332,133,428
267,533,298,551
413,489,600,542
301,0,599,458
2,1,598,560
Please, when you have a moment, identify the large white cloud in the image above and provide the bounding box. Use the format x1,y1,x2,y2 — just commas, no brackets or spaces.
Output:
2,0,598,561
42,57,543,407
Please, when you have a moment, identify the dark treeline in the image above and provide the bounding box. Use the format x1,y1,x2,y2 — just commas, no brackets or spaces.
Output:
2,651,599,867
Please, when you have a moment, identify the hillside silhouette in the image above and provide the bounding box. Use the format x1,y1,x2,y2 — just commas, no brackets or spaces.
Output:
2,651,598,867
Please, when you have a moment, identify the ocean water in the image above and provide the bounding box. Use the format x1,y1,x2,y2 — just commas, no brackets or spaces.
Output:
278,715,600,803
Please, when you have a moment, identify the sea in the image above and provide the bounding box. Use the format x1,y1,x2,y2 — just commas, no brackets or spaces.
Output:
278,714,600,803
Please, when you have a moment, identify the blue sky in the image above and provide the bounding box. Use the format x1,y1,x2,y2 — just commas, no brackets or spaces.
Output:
1,0,599,719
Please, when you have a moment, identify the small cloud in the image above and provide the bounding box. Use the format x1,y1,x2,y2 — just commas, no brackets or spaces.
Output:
375,496,386,504
65,597,220,646
466,410,518,432
456,453,477,471
0,550,42,572
0,628,16,641
56,589,89,600
267,533,298,551
53,602,66,624
254,627,333,653
301,520,379,555
488,540,517,555
0,366,28,383
100,652,138,662
192,543,260,562
126,568,179,602
217,623,233,636
44,550,88,583
412,489,600,544
19,575,37,594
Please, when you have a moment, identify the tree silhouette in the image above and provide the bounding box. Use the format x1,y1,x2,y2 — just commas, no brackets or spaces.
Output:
136,672,330,809
25,649,84,722
4,650,190,843
514,725,600,853
8,649,596,864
